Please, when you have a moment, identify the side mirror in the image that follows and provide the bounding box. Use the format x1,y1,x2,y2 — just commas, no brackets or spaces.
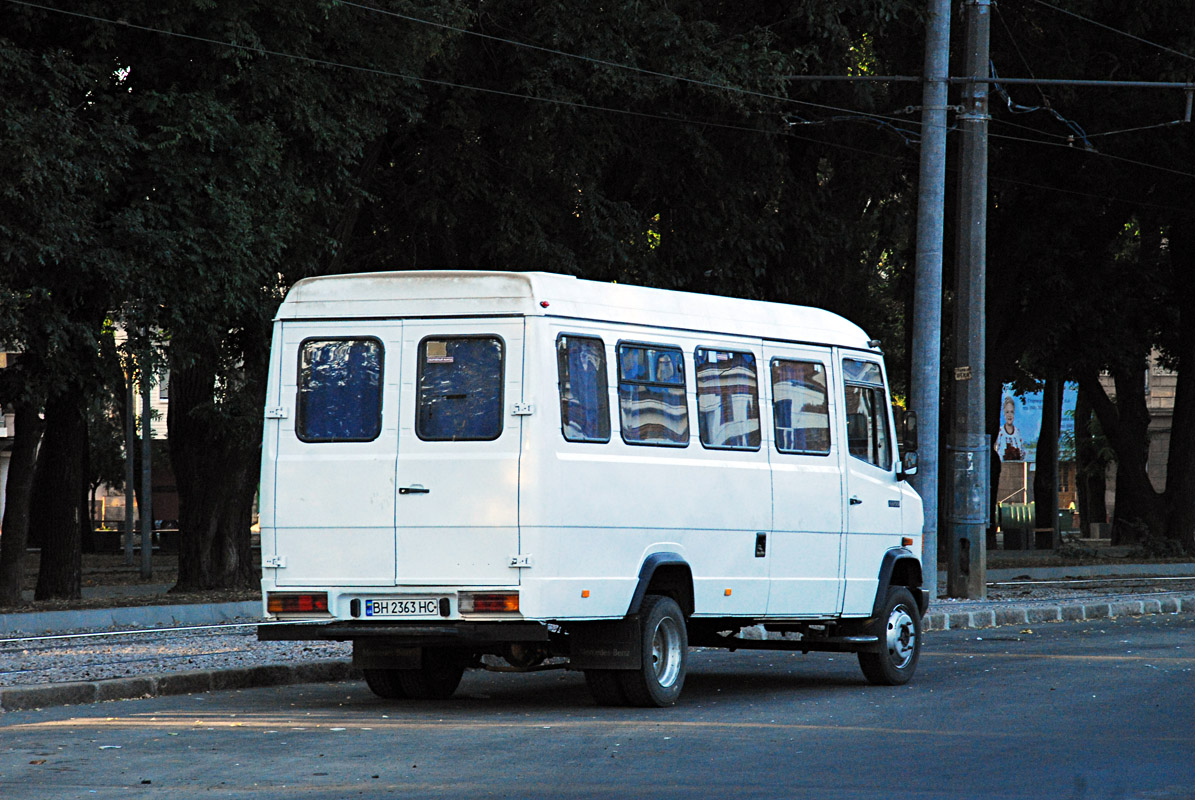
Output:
899,450,918,480
898,409,918,453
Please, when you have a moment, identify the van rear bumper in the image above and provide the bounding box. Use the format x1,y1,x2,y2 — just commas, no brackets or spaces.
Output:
258,620,550,646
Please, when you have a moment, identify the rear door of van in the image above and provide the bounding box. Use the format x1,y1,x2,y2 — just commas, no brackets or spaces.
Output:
270,321,402,588
393,318,525,587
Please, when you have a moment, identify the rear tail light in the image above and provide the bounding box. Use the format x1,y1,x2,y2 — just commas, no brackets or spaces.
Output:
459,592,519,613
267,592,329,615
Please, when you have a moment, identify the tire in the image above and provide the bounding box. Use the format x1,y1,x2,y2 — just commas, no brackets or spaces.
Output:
618,594,688,707
584,670,628,706
857,586,922,686
396,648,469,700
362,668,409,699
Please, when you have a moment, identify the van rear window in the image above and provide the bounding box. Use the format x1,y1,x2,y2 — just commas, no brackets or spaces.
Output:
296,338,383,442
417,337,504,441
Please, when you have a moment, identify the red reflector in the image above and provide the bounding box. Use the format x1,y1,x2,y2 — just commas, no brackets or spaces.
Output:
902,537,914,547
268,593,329,614
467,593,519,613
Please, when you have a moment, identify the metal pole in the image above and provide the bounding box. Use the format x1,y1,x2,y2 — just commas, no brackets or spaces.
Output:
947,0,991,599
124,369,136,566
140,356,153,580
910,0,952,602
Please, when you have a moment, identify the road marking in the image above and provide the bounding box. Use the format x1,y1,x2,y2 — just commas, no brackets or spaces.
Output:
925,652,1194,663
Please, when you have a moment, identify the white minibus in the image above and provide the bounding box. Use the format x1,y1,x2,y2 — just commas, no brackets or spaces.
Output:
259,271,926,706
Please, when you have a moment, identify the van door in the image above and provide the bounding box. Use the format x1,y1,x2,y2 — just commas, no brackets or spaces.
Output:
839,355,905,615
271,321,401,588
394,319,525,587
763,345,845,616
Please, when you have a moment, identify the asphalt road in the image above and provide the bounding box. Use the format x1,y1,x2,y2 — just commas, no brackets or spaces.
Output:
2,614,1192,800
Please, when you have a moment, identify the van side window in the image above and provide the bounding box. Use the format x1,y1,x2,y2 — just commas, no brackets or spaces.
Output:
617,343,688,446
842,358,891,469
771,359,831,455
557,335,610,443
416,337,504,441
296,338,383,443
695,348,760,450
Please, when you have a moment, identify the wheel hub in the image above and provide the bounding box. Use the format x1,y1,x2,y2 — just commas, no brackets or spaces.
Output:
886,605,916,669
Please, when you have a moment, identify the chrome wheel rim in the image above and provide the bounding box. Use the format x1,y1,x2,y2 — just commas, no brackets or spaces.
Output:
886,604,917,669
651,616,683,688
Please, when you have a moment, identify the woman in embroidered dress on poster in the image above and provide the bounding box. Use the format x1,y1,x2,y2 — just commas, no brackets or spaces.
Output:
994,396,1026,461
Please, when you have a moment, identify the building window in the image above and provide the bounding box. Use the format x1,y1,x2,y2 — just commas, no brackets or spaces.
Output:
416,337,504,441
617,343,688,446
557,335,610,443
771,359,831,455
296,338,383,442
695,348,760,450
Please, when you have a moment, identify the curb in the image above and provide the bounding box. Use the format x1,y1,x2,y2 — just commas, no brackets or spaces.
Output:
0,601,262,637
0,659,359,712
921,592,1195,632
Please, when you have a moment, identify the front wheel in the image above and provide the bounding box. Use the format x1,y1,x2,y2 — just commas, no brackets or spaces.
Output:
618,594,688,707
857,586,922,686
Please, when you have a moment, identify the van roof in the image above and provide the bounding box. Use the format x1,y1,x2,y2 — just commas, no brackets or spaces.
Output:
279,271,874,349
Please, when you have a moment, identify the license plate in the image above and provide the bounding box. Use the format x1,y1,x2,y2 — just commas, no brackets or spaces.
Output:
364,598,443,618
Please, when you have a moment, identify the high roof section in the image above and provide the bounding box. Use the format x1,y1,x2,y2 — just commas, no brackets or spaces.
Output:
278,271,874,350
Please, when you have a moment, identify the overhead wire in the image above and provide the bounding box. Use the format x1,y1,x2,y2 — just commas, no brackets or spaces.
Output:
336,0,928,130
3,0,1186,210
1028,0,1195,63
5,0,931,144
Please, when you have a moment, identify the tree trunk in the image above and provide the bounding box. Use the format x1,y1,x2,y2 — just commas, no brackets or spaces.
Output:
0,403,45,607
33,391,89,600
168,353,261,592
1079,367,1164,544
1074,385,1108,536
1163,216,1195,554
1033,375,1061,544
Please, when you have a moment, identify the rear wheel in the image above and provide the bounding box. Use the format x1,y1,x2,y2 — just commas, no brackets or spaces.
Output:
387,648,468,699
858,586,921,686
584,669,628,706
618,594,688,707
362,668,408,699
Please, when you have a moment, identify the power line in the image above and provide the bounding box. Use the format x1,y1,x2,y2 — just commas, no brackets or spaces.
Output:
988,130,1195,180
338,0,928,129
2,0,793,137
6,0,1189,206
1028,0,1195,63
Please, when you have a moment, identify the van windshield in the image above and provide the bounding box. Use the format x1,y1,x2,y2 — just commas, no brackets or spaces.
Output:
416,337,504,441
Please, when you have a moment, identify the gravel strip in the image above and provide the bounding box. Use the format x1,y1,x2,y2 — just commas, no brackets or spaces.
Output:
0,627,350,689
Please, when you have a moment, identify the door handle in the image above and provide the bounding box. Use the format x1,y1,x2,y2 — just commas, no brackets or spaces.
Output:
850,496,863,505
400,485,430,495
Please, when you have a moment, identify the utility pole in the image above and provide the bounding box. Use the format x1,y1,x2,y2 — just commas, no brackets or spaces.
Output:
124,368,136,567
910,0,952,601
140,354,153,580
947,0,991,598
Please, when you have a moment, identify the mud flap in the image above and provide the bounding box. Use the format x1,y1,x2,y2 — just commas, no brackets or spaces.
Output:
565,617,643,670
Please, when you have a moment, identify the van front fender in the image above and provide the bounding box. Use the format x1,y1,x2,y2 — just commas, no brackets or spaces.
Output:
871,548,927,618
